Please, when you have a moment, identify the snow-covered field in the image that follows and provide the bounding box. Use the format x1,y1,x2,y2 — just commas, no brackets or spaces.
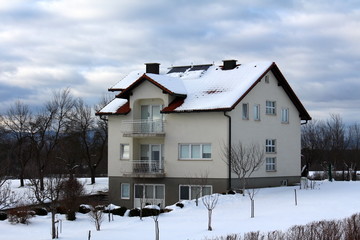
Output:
1,179,360,240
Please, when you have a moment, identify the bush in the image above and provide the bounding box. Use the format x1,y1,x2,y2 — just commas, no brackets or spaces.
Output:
161,208,172,213
78,205,91,214
33,208,48,216
66,211,76,221
141,208,160,217
227,190,236,195
0,212,7,221
8,207,33,224
175,202,184,208
111,207,127,216
56,206,67,214
128,208,140,217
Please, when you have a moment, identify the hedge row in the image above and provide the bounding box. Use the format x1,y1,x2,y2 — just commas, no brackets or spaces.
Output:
207,213,360,240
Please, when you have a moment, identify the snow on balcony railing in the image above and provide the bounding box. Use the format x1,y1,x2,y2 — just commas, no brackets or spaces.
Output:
121,119,165,134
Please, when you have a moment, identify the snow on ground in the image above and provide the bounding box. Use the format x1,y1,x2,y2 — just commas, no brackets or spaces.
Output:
1,180,360,240
4,178,109,207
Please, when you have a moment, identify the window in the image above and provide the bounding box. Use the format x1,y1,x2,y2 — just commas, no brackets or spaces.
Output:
266,157,276,171
120,144,129,159
134,184,165,200
121,183,130,199
281,108,289,123
266,139,276,153
179,144,212,159
242,103,249,120
265,75,270,83
266,101,276,115
254,104,260,121
179,185,213,200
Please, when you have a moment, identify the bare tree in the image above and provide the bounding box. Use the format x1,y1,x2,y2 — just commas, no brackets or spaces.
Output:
30,175,65,239
187,171,209,206
246,188,259,218
327,114,348,180
89,205,104,231
223,142,264,193
30,88,75,190
202,193,219,231
72,98,107,184
301,119,325,177
346,123,360,180
150,204,161,240
1,101,33,187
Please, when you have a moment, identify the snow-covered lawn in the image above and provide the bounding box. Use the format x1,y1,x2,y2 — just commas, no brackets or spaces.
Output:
1,180,360,240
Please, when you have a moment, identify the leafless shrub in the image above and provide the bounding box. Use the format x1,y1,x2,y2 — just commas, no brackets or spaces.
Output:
343,213,360,239
61,177,85,221
0,181,17,210
202,193,219,231
243,231,264,240
266,231,285,240
8,205,33,225
88,204,104,231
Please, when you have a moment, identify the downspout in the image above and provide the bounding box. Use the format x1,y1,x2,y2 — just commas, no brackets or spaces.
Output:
224,111,231,190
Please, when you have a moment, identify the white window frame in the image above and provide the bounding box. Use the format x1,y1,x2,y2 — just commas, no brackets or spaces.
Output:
281,108,289,123
179,185,213,201
265,139,276,153
179,143,212,160
242,103,249,120
120,144,130,160
121,183,130,199
266,157,276,171
134,184,165,200
254,104,260,121
266,101,276,115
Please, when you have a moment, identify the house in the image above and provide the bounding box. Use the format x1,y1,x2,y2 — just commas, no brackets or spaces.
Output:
96,60,311,208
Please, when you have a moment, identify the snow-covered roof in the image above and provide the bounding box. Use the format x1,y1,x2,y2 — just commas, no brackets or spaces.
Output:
97,61,311,120
176,62,272,111
97,98,128,115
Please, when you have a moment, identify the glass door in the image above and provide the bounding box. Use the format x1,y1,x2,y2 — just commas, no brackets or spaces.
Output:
140,105,163,133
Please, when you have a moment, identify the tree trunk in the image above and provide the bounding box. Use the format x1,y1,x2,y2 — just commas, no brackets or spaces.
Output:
353,166,358,181
208,209,212,231
251,199,254,218
90,166,96,185
155,220,159,240
51,209,56,239
19,175,24,188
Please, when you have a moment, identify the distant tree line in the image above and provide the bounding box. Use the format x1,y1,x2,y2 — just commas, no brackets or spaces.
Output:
301,114,360,180
0,88,108,188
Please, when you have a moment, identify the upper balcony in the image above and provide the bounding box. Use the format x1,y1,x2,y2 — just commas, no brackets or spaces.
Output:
121,119,165,137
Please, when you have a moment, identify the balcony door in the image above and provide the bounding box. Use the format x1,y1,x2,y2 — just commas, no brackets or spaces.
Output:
140,105,163,133
140,144,163,173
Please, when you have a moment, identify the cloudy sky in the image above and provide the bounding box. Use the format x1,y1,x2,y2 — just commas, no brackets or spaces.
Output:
0,0,359,123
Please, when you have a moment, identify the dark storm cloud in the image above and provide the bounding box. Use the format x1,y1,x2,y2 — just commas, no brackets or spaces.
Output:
0,0,359,122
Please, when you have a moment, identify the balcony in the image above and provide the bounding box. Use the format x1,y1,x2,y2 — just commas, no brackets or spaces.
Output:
122,119,165,137
123,160,165,178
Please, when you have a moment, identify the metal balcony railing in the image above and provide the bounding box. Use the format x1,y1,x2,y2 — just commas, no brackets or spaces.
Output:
132,160,164,174
121,119,165,135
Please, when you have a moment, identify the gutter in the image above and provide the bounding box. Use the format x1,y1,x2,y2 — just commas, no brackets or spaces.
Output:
223,111,232,190
301,120,309,125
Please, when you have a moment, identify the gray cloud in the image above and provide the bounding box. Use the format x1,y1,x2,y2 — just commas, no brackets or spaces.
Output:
0,0,359,123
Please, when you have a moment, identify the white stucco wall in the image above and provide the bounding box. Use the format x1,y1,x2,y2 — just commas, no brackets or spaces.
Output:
108,71,302,180
229,70,301,178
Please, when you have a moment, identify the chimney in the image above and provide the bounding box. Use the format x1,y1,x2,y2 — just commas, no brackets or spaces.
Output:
145,63,160,74
222,59,237,70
